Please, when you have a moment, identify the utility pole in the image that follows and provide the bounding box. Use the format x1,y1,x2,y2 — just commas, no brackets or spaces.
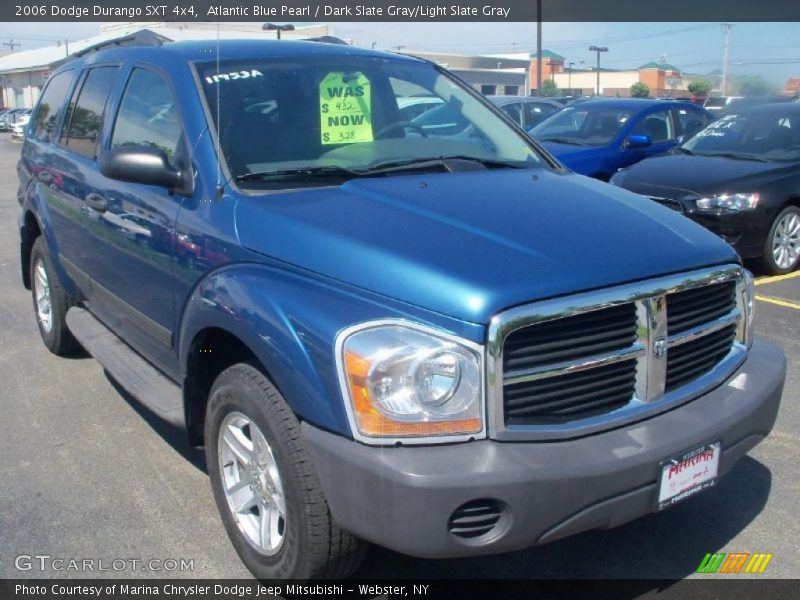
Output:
568,61,574,94
2,40,20,51
535,0,542,96
589,45,608,96
721,23,734,96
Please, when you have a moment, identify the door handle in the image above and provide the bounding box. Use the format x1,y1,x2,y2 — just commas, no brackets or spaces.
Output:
85,193,107,213
37,171,53,185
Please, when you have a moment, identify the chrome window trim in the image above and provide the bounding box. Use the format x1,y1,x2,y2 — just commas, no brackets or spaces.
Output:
487,264,746,441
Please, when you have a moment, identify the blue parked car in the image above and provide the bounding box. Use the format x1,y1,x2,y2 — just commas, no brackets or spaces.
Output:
531,98,714,180
17,35,783,579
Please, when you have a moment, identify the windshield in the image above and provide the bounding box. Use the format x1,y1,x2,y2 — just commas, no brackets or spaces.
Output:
195,56,545,187
531,105,633,146
682,111,800,162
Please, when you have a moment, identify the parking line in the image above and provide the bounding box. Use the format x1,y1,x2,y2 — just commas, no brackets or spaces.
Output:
756,294,800,310
755,271,800,286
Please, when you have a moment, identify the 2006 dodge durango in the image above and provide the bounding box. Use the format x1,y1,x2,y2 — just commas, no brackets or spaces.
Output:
17,36,785,579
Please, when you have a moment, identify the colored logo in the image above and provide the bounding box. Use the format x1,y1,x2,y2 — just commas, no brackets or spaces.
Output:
696,552,773,574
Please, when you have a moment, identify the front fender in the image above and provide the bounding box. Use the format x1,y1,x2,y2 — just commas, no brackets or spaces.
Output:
177,262,484,436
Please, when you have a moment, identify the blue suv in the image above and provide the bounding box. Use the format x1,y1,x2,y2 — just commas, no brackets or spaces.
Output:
17,36,784,579
531,98,714,180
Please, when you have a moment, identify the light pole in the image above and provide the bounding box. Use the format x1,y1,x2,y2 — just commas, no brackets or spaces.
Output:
589,45,608,96
262,23,295,40
568,61,575,94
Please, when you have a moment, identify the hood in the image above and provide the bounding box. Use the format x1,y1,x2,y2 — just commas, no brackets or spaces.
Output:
235,169,738,324
613,154,795,199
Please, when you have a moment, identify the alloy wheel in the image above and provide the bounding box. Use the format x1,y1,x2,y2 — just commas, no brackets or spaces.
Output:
218,411,287,555
33,259,52,333
772,211,800,270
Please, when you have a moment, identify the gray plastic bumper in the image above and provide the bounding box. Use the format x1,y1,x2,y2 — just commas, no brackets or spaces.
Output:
303,336,785,558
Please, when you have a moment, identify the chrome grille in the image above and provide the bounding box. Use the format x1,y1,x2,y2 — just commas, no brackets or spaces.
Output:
488,265,747,441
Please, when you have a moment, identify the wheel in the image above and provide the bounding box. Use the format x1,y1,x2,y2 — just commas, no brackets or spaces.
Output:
762,206,800,275
205,363,367,579
29,236,79,356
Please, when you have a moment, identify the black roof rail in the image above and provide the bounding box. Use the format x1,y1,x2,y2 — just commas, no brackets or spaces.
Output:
64,29,171,62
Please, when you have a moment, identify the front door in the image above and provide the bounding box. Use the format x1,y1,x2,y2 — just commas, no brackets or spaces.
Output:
79,67,188,374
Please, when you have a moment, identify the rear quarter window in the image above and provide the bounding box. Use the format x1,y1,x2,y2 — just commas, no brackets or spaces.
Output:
61,66,119,158
32,71,75,143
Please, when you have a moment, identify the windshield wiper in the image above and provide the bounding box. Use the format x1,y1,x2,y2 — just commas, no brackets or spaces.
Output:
707,152,769,162
540,137,586,146
674,147,694,155
367,156,528,173
236,166,368,182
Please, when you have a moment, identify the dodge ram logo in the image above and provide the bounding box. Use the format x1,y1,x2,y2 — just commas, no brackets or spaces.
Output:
653,337,667,359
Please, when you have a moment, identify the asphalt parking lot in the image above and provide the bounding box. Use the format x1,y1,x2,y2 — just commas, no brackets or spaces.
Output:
0,134,797,580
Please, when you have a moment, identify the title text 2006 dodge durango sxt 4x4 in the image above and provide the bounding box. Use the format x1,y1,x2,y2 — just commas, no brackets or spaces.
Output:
17,36,785,579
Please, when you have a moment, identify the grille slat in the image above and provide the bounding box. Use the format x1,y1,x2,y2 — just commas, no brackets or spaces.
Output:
503,304,636,374
504,360,637,424
504,366,634,404
448,500,503,539
666,325,736,391
667,282,736,335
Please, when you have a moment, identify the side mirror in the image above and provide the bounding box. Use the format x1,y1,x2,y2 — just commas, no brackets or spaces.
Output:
626,134,652,149
100,145,192,194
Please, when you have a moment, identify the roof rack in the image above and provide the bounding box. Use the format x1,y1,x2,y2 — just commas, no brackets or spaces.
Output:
67,29,170,61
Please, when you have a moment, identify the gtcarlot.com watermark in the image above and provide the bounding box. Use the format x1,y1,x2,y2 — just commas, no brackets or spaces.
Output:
15,554,194,573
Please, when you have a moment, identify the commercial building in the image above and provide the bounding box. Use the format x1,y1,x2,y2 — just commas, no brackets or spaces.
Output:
402,51,530,96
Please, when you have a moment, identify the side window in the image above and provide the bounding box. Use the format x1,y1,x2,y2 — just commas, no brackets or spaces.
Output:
675,108,710,141
111,68,181,160
32,71,74,143
632,109,674,143
61,66,119,158
500,103,523,126
524,102,557,128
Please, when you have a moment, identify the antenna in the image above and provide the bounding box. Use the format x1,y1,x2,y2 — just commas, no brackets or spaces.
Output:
2,40,20,51
215,22,223,199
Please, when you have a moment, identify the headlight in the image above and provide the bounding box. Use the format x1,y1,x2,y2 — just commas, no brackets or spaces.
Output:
740,269,755,347
695,193,759,212
337,322,484,443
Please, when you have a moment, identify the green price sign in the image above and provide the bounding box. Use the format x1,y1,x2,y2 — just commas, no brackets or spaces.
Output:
320,71,373,145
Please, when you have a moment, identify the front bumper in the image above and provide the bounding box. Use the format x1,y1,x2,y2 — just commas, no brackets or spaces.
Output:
685,209,769,259
304,336,785,558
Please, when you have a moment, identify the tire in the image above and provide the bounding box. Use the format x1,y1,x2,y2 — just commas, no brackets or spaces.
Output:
762,206,800,275
29,236,80,356
205,363,367,579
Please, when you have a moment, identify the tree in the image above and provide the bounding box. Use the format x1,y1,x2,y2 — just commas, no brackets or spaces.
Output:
688,80,713,98
540,79,559,97
630,82,650,98
732,75,777,97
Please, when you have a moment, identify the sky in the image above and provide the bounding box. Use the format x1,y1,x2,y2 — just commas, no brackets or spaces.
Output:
0,21,798,86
